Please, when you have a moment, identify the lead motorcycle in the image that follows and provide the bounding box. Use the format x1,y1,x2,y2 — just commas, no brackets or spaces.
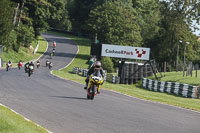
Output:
87,71,104,100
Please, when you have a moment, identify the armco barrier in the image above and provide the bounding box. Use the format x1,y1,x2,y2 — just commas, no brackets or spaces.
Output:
72,67,119,84
142,78,200,99
33,41,39,55
106,74,120,84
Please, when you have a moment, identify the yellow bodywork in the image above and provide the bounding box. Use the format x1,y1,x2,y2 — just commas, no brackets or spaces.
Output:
88,74,104,93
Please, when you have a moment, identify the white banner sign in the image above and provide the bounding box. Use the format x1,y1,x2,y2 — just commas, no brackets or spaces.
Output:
101,44,150,60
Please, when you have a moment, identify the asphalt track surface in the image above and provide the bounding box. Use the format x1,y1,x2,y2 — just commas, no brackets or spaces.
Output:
0,33,200,133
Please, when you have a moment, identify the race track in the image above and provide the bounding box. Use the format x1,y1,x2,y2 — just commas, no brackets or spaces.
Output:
0,33,200,133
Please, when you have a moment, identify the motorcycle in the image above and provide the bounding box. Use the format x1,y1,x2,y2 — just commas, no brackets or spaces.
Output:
52,49,55,56
87,71,104,100
49,62,53,69
46,60,50,67
53,42,56,48
24,65,29,73
18,62,23,69
36,62,40,68
28,65,34,77
6,63,12,71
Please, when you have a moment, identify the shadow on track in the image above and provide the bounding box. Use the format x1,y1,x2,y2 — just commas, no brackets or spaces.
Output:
50,96,87,100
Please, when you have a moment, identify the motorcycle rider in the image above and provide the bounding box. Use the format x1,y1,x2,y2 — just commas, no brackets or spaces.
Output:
36,60,40,68
6,60,12,71
49,61,53,69
18,60,23,69
46,59,50,67
24,62,29,73
7,60,12,67
52,48,55,56
88,56,96,69
84,61,104,93
29,61,34,72
53,41,56,48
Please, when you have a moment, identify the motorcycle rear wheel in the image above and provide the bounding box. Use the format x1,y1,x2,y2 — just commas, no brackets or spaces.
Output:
87,94,90,99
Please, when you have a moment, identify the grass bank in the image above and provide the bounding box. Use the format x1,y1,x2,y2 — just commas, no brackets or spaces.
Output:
0,105,47,133
1,36,47,64
0,36,48,132
155,71,200,86
50,31,200,112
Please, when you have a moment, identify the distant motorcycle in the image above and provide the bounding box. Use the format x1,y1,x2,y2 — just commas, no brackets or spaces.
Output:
50,52,53,59
36,62,40,68
6,62,12,71
87,71,104,100
24,65,29,73
52,48,55,56
18,61,23,69
28,65,34,77
46,60,50,67
49,62,53,69
53,41,56,48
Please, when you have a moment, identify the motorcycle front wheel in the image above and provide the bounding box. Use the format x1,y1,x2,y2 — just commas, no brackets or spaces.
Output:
90,85,97,100
28,70,31,77
87,94,90,99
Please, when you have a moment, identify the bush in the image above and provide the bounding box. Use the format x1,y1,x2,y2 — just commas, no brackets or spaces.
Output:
101,57,114,73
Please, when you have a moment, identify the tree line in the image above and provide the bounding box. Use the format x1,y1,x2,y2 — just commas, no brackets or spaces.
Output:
1,0,200,67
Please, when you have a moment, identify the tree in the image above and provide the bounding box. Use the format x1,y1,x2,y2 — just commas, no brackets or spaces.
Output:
16,25,34,48
68,0,107,32
143,0,200,64
0,0,15,48
23,0,51,38
133,0,161,45
47,0,72,31
87,1,142,46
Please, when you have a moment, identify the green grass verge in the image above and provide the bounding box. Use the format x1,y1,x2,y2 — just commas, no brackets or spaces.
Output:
154,71,200,86
50,31,200,111
2,36,47,64
0,105,47,133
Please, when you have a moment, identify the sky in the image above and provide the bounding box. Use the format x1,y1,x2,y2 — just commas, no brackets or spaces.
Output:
192,20,200,36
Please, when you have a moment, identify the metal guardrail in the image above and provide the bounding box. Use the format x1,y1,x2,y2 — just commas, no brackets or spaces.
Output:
33,41,39,55
142,78,200,99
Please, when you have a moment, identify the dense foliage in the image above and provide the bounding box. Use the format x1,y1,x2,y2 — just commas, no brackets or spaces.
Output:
101,57,115,73
87,1,142,46
0,0,200,65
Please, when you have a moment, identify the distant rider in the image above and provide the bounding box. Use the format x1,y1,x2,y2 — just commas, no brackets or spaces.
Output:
46,60,50,67
49,61,53,69
53,41,56,48
29,61,35,71
24,62,29,73
52,48,55,55
36,60,40,68
88,56,96,69
84,61,104,93
18,60,23,69
7,60,12,67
